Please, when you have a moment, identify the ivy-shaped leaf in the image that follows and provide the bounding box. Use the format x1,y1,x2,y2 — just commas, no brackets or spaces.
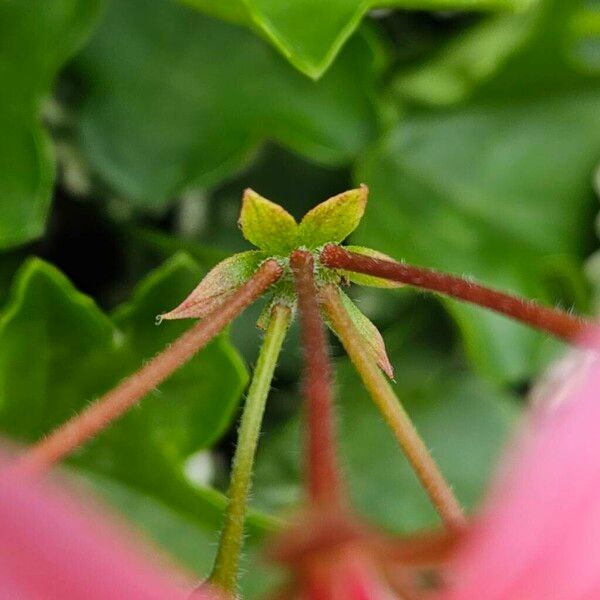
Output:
237,0,537,79
0,0,102,249
0,255,274,543
74,0,384,208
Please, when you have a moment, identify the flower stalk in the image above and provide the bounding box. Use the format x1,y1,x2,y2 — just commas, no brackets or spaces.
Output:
15,260,283,474
291,250,345,509
321,244,592,343
210,303,291,593
321,283,466,533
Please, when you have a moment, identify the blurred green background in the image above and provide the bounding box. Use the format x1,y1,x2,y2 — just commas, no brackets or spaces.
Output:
1,0,600,595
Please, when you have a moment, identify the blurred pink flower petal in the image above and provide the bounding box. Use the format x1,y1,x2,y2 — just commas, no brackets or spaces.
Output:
0,468,210,600
443,337,600,600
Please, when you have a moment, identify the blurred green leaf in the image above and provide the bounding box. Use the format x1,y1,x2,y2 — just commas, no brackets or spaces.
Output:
394,0,600,106
354,91,600,382
355,0,600,382
177,0,250,26
0,0,102,249
0,255,275,548
476,0,600,97
232,0,536,79
394,12,537,106
253,318,518,532
74,0,384,208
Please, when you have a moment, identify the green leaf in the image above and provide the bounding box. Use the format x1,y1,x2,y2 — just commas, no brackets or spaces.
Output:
176,0,250,26
473,0,600,98
394,12,537,107
239,190,299,254
393,0,600,105
0,0,102,249
253,319,518,532
298,185,368,248
342,245,403,288
160,250,266,320
0,255,274,543
0,114,54,250
237,0,536,79
74,0,384,207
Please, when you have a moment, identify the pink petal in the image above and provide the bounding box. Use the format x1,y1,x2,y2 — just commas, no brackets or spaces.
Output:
0,468,211,600
443,335,600,600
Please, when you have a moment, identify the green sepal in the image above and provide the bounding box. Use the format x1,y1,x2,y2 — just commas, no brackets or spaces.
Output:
326,288,394,379
239,189,299,254
160,250,266,320
297,185,368,248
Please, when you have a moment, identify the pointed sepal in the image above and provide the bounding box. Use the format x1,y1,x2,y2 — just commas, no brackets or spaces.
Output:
239,189,298,254
298,185,368,249
159,250,265,321
342,246,404,289
327,289,394,379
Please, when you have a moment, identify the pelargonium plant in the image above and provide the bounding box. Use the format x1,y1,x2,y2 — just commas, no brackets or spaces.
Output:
12,186,594,598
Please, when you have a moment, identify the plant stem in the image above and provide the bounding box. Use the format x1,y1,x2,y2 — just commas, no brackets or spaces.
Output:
210,304,291,594
320,284,466,533
290,250,345,509
321,245,592,342
15,261,283,475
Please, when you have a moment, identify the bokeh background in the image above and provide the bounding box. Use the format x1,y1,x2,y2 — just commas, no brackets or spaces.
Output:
1,0,600,595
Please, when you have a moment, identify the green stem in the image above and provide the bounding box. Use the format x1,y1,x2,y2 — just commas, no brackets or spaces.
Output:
210,304,291,594
321,284,466,534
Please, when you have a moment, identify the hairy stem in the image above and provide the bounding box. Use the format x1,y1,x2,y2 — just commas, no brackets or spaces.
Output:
321,245,592,342
15,261,283,474
290,250,345,509
320,284,466,533
210,304,291,593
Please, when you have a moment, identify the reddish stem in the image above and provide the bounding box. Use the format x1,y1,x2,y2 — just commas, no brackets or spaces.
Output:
14,261,283,475
290,250,344,509
321,245,592,342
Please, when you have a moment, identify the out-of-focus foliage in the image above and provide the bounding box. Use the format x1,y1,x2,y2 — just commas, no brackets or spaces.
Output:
355,0,600,382
0,256,274,550
183,0,536,78
355,96,598,381
0,0,101,249
73,0,384,207
1,0,599,594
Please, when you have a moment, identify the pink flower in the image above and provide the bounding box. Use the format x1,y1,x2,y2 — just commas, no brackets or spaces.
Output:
443,337,600,600
0,465,217,600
